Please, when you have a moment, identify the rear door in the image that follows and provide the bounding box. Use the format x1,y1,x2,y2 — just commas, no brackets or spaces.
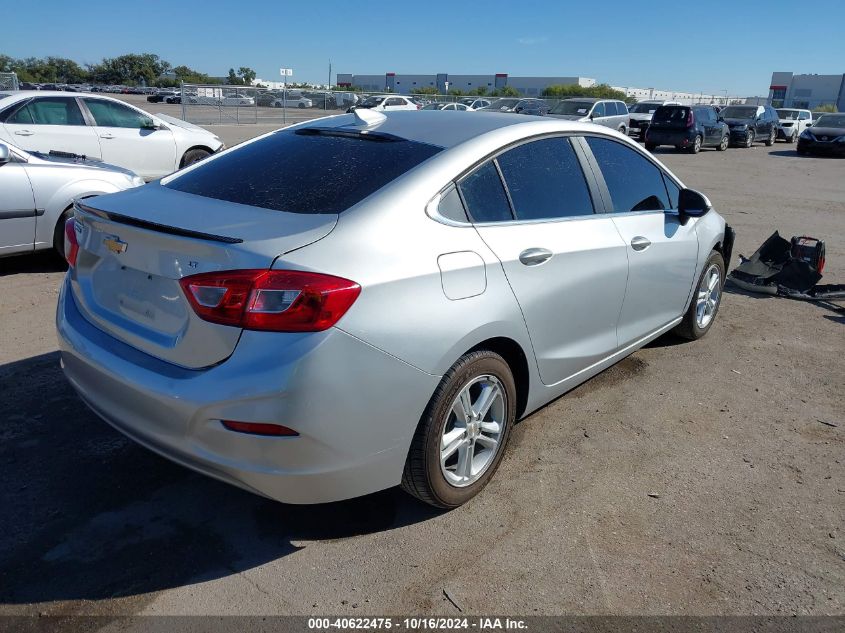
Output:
590,101,607,126
582,135,699,346
0,150,37,255
2,96,102,158
81,97,176,179
463,135,628,386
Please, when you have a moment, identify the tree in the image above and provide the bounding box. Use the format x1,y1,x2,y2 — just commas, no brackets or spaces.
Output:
90,53,168,85
542,83,628,101
491,85,520,97
226,68,241,85
815,103,837,113
411,86,438,95
238,67,256,85
469,86,488,96
448,88,466,96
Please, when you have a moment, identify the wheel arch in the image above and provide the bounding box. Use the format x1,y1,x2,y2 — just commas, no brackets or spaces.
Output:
179,145,216,167
465,336,531,420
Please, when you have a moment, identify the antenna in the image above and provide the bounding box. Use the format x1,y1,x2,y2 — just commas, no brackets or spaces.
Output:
352,108,387,127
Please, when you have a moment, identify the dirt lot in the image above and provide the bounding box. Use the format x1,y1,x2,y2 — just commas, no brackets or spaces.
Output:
0,125,843,622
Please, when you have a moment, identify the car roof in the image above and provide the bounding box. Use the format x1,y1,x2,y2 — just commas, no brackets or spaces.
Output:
296,110,618,149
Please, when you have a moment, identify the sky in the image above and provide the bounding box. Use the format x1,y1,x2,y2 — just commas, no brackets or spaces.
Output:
5,0,845,96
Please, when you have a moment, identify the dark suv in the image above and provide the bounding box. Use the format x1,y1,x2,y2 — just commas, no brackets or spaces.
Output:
721,105,780,147
645,105,729,153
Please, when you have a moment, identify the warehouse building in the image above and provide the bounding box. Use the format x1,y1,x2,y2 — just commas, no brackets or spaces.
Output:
768,72,845,111
335,72,595,95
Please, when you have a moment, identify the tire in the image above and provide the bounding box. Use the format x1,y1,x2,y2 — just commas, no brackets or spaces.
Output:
786,131,796,144
298,103,306,109
689,134,702,154
401,350,516,508
674,251,725,341
744,130,755,148
717,135,729,151
181,148,211,168
53,207,73,262
618,125,627,135
765,128,776,146
645,143,657,151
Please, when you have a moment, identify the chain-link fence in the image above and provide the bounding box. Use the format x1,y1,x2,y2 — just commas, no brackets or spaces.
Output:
174,83,748,127
0,72,20,91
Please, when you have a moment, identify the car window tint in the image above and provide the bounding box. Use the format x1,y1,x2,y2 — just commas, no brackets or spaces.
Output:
85,99,146,128
592,102,606,117
437,185,469,223
496,137,594,220
458,161,513,223
586,136,670,213
165,129,442,214
606,102,619,116
9,97,85,126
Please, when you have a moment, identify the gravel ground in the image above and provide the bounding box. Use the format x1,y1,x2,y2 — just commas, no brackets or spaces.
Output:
0,124,842,623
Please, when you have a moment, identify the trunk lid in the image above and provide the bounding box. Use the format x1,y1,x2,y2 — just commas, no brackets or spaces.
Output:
69,184,337,369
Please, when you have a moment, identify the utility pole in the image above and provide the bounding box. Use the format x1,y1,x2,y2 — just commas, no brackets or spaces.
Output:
328,60,332,90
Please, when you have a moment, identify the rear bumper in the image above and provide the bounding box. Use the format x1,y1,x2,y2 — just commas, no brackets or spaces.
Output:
644,129,694,146
57,276,438,504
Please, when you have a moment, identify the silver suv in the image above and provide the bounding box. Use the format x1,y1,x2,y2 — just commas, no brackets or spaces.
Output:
547,98,630,133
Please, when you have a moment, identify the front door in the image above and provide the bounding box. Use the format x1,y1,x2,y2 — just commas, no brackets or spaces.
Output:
459,136,628,386
81,98,176,179
582,135,700,346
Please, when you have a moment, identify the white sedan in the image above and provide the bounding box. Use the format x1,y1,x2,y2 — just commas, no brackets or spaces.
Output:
351,95,420,112
271,96,313,109
0,140,142,258
0,91,224,180
421,102,471,111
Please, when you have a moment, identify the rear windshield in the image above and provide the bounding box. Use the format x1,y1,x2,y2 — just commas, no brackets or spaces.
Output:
721,106,758,119
164,129,442,214
652,106,689,123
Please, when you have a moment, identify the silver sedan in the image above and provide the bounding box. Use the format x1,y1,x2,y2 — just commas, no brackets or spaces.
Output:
57,110,733,508
0,141,143,259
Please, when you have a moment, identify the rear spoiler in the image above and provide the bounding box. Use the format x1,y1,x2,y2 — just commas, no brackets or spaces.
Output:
74,200,243,244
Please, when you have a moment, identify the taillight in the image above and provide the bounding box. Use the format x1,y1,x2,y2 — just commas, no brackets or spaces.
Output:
179,269,360,332
686,109,694,128
64,217,79,267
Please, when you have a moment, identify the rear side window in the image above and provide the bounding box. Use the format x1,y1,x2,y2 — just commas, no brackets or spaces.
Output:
592,102,606,117
496,137,594,220
458,161,513,223
165,129,442,214
586,137,670,213
7,97,86,126
605,102,619,116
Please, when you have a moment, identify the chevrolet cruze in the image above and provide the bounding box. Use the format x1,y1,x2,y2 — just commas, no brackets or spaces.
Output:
57,110,734,508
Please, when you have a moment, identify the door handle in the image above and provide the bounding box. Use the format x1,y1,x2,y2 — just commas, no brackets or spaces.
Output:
14,130,34,136
630,236,651,251
519,248,553,266
99,133,115,139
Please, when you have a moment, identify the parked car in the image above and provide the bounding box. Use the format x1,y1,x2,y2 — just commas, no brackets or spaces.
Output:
147,90,178,104
546,98,630,134
776,108,813,143
220,94,255,107
0,92,224,180
627,100,681,139
303,92,338,109
271,95,313,109
165,94,182,105
721,105,780,147
421,102,470,111
347,95,419,112
514,99,553,116
645,105,730,153
0,140,143,259
477,98,522,113
460,98,491,110
797,113,845,156
57,110,733,509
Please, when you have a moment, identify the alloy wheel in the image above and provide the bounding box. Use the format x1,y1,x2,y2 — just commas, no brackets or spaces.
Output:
695,264,722,329
745,131,755,148
440,375,506,487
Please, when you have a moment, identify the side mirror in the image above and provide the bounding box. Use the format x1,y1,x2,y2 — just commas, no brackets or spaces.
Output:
678,188,712,225
141,117,162,130
0,143,9,165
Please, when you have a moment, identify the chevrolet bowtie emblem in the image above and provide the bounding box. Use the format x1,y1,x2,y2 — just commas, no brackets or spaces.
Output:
104,236,127,254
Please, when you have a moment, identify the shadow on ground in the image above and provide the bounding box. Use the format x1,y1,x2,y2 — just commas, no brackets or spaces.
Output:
0,352,440,606
0,251,66,277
